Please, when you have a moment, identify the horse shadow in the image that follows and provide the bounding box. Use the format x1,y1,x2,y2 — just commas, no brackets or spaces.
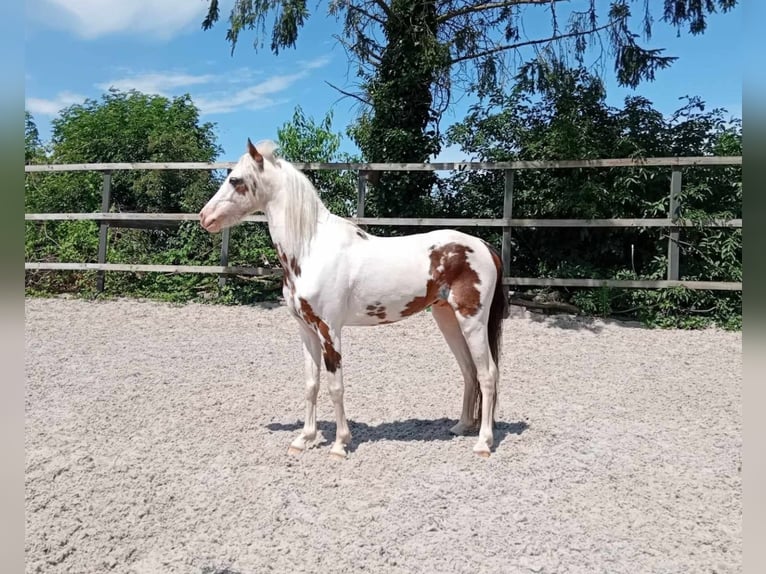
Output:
266,417,528,453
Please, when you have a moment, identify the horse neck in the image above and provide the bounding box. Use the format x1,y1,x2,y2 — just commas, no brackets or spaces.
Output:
263,182,329,265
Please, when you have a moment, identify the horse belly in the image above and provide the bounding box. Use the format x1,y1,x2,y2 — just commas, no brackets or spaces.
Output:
343,230,496,327
344,245,442,326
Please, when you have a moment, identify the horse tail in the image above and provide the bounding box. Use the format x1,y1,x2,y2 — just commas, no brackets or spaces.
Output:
487,242,508,369
473,241,508,424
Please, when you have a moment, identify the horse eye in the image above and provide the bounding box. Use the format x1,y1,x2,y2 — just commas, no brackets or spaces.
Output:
229,177,243,187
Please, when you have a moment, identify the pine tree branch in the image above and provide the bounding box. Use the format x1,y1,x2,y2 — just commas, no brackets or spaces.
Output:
449,20,614,65
348,4,386,27
438,0,566,25
371,0,392,19
334,33,383,65
324,81,371,106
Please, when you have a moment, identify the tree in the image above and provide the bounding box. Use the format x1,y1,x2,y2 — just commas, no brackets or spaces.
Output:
443,65,741,328
39,88,222,214
276,106,358,217
25,112,44,164
25,89,225,298
201,0,737,216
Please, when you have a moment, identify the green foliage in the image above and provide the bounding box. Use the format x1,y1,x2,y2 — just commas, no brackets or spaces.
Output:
201,0,737,216
25,112,45,164
25,101,358,306
277,106,358,216
24,72,742,330
444,66,741,329
345,0,446,219
25,90,227,301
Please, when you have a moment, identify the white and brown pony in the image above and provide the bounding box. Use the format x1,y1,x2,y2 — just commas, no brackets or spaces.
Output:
199,139,509,458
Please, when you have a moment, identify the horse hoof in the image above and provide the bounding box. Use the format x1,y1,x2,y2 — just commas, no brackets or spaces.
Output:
287,446,304,456
329,451,346,461
475,450,491,458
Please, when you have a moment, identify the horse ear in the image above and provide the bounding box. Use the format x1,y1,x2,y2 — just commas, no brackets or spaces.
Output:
247,138,264,165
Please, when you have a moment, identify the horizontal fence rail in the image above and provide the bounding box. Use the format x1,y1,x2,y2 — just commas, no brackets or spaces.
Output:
24,156,742,292
24,213,742,228
23,262,742,292
24,155,742,173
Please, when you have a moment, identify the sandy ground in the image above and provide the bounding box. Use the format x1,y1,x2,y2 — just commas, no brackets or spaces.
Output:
25,297,741,574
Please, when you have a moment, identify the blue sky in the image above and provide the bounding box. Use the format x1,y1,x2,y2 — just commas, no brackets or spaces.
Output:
25,0,742,162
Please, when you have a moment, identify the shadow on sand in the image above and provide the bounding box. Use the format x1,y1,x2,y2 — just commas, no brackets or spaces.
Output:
519,307,647,333
266,417,528,453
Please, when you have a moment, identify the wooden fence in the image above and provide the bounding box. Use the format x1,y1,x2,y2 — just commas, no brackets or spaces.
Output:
24,156,743,292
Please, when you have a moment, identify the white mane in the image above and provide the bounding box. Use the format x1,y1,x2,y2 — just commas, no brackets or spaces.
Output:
251,140,325,260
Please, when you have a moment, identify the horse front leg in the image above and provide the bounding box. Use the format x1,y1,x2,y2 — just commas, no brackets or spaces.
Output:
322,329,351,460
288,322,322,455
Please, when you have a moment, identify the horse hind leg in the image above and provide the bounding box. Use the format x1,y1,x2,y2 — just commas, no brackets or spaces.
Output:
454,312,498,457
430,303,480,436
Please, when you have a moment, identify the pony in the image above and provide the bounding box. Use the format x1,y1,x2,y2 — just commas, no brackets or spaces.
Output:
199,139,509,459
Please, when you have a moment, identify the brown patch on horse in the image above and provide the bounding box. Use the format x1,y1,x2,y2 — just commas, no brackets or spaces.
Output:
400,243,483,318
298,298,341,373
276,244,303,292
289,256,301,277
401,280,440,317
365,303,387,320
276,247,293,292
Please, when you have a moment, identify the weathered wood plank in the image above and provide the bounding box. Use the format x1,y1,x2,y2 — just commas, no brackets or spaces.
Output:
95,172,111,292
501,170,514,298
25,213,268,223
25,262,740,290
219,227,231,288
25,262,283,276
25,162,234,172
24,213,743,228
504,277,741,291
99,220,184,230
668,168,682,281
24,156,742,173
356,172,367,218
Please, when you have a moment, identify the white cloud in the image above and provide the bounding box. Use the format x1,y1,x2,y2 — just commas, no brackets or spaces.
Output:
26,91,88,116
27,56,333,118
164,56,330,115
191,58,333,115
299,55,333,70
96,73,218,97
36,0,207,40
194,72,305,114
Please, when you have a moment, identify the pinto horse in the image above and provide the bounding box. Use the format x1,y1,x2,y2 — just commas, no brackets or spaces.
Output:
199,139,509,458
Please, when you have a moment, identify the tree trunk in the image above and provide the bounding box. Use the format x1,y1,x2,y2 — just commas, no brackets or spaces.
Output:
359,0,443,222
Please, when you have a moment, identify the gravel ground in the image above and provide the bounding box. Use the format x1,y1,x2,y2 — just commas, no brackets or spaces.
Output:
25,296,742,574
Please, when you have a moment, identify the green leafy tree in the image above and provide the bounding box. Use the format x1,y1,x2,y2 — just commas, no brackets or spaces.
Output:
276,106,358,216
25,89,226,299
201,0,737,216
35,88,222,213
444,65,741,328
25,112,45,164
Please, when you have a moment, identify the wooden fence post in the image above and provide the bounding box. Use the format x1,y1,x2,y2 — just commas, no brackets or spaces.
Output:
218,168,232,288
96,171,112,292
501,170,515,298
357,171,367,221
667,168,682,281
218,227,231,288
